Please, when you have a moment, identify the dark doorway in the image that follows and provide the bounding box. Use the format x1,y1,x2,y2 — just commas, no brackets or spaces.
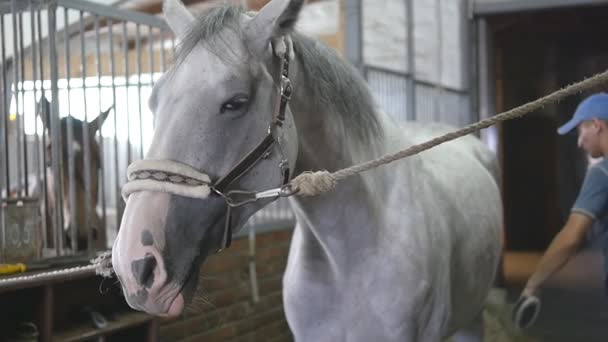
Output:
490,5,608,251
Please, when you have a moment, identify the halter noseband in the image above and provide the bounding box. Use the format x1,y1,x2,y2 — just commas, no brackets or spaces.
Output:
122,40,295,251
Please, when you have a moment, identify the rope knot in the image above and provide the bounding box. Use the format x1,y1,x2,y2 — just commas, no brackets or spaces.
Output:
292,171,337,196
91,251,114,278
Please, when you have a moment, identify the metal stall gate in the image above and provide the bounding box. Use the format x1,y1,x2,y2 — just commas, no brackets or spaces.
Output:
0,0,295,264
0,0,176,261
365,65,471,127
349,0,473,127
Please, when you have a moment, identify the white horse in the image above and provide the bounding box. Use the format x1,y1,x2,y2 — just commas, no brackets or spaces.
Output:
111,0,503,341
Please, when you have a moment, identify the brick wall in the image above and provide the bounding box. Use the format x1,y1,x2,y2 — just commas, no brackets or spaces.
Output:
159,228,294,342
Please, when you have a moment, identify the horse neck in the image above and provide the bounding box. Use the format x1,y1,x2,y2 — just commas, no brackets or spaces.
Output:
286,53,396,265
287,39,384,173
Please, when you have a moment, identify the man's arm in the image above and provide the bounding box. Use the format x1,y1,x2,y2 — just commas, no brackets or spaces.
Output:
523,212,594,296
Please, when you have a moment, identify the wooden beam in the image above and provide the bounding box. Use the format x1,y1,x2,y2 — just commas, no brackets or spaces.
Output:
503,251,604,289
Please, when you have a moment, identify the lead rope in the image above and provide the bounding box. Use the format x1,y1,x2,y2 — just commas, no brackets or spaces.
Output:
0,252,113,287
289,69,608,196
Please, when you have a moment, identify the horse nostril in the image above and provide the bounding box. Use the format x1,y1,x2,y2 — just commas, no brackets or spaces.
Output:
131,253,157,289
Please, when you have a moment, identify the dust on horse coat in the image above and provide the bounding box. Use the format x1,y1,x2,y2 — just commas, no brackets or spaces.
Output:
111,1,503,341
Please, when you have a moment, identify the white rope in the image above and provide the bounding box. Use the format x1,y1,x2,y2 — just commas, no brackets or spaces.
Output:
0,264,97,285
290,69,608,196
92,251,114,277
0,252,115,284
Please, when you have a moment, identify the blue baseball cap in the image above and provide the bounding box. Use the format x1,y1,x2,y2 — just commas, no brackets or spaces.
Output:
557,93,608,135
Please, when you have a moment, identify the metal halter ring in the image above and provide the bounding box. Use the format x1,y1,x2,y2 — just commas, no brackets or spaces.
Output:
216,184,299,208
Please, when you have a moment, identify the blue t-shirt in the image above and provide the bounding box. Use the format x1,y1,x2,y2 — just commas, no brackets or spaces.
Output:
571,158,608,291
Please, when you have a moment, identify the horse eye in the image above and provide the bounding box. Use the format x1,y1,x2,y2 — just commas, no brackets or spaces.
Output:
220,95,249,114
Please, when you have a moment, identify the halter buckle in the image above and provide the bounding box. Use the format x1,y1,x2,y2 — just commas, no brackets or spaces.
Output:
219,184,298,208
280,75,292,100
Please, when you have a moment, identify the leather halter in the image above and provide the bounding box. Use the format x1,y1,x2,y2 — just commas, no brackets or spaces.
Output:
122,42,295,252
211,46,294,249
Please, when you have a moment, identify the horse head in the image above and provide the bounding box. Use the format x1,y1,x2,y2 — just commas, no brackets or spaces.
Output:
112,0,302,316
39,95,112,250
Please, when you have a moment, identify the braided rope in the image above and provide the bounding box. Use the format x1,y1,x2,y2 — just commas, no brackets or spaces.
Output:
291,69,608,196
0,264,97,286
92,251,114,277
0,252,115,286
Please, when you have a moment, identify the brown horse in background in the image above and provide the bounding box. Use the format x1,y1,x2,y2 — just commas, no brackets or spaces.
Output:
39,96,111,252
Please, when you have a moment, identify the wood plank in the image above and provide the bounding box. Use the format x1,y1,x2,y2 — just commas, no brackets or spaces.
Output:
53,311,154,342
41,285,53,342
503,250,605,289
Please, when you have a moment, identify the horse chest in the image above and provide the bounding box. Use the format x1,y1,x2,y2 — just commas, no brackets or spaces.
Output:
283,232,432,341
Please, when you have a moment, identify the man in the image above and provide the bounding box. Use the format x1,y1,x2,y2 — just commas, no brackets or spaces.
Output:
513,92,608,329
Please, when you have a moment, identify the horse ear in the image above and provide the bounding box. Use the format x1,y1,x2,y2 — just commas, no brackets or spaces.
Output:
163,0,195,39
89,105,112,133
39,96,51,132
245,0,305,58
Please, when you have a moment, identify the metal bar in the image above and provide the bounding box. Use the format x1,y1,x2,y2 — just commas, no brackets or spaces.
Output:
3,82,154,91
0,38,4,205
0,15,9,197
148,25,154,85
108,18,120,233
477,18,495,120
38,6,49,250
171,36,175,57
11,0,23,196
463,0,475,126
477,18,498,154
405,0,416,121
160,28,166,72
48,2,65,255
123,21,131,165
30,0,41,206
65,7,77,252
0,0,47,16
13,3,96,67
461,0,471,91
365,64,468,95
248,224,259,303
18,10,28,196
136,23,143,159
79,10,93,252
343,0,363,72
57,0,168,29
433,0,443,123
149,26,155,133
364,65,411,80
95,14,106,249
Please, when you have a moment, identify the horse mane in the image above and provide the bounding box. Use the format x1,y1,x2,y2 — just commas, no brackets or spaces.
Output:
173,4,383,149
290,33,382,145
